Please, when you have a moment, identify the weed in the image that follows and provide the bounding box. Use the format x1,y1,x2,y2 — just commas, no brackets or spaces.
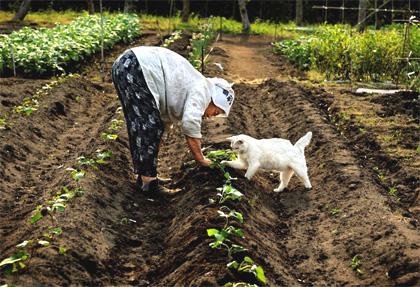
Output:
108,119,124,131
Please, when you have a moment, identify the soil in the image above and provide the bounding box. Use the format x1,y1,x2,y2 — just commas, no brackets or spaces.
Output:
0,32,419,287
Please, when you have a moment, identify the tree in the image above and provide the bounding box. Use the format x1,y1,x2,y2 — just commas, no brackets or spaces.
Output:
124,0,136,13
86,0,95,14
357,0,369,32
296,0,303,26
182,0,190,23
237,0,250,33
12,0,32,21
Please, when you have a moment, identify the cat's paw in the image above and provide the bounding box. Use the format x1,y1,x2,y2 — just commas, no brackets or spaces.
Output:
220,160,228,165
274,187,285,193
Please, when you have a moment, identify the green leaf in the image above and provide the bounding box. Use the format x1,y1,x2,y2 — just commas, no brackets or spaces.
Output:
30,212,43,224
0,251,29,267
38,240,50,247
58,246,67,255
16,240,32,248
207,229,219,237
255,266,267,284
49,227,63,235
227,260,239,269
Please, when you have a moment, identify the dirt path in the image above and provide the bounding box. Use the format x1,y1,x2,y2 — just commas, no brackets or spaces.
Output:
1,32,419,287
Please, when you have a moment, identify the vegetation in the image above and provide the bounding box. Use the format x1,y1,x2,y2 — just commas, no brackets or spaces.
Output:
0,14,140,75
207,149,267,286
273,24,420,90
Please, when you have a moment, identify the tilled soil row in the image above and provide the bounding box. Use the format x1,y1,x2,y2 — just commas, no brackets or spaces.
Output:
1,32,419,287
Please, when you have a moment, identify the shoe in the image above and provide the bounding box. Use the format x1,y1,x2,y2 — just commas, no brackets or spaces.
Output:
142,179,176,200
135,176,143,191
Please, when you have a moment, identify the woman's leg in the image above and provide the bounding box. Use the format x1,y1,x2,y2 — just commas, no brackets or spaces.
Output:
111,50,164,181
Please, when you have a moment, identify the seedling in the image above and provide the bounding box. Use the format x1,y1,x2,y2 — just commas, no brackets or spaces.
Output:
0,118,6,130
109,119,124,131
218,206,244,228
227,256,267,285
0,251,29,273
224,283,258,287
330,207,341,216
14,98,38,116
207,226,245,258
388,186,398,198
96,150,112,164
350,255,363,275
77,156,96,167
217,184,244,204
101,132,118,141
58,246,68,255
69,169,86,181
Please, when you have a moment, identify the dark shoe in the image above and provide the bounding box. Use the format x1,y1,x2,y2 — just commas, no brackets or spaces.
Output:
135,176,143,191
142,179,176,200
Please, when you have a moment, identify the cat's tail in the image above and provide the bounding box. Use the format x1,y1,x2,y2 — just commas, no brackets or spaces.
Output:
294,131,312,154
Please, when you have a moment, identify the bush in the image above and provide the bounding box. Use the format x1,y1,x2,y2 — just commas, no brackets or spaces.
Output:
0,13,141,76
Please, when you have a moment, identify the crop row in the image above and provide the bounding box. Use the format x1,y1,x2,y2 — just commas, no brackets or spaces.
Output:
273,24,420,90
0,13,141,76
206,150,267,286
0,108,124,286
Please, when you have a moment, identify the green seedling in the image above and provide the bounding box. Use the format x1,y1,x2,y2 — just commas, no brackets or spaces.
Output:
58,246,68,255
109,119,124,131
330,207,342,216
43,227,63,239
350,255,363,275
101,132,118,141
218,206,244,228
388,186,398,198
96,150,112,164
207,226,245,258
77,156,96,167
0,251,29,273
224,283,258,287
14,98,38,116
217,184,244,204
0,118,6,130
227,256,267,285
207,149,237,162
68,169,86,181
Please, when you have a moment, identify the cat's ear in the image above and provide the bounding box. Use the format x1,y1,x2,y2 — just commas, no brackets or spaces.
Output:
226,136,236,142
228,82,235,88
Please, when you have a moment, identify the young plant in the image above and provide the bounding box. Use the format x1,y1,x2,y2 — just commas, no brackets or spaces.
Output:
101,132,118,141
0,117,6,130
108,119,124,131
207,226,246,258
224,283,258,287
217,184,244,204
218,206,244,228
350,255,363,275
227,256,267,285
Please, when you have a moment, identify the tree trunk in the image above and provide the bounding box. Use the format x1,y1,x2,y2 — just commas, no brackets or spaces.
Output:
124,0,135,13
296,0,303,26
86,0,94,14
237,0,250,33
181,0,190,23
12,0,32,21
357,0,369,32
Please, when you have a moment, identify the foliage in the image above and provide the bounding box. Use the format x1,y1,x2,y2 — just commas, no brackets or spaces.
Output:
0,14,141,76
273,24,420,90
189,22,215,70
228,256,267,284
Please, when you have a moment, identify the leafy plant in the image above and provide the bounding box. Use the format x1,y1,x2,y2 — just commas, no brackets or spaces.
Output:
227,256,267,285
0,14,141,76
101,132,118,141
0,117,7,130
350,255,363,275
108,119,124,131
224,283,258,287
330,207,341,216
217,184,244,204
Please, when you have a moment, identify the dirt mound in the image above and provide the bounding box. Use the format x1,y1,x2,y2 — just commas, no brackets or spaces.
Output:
371,90,419,119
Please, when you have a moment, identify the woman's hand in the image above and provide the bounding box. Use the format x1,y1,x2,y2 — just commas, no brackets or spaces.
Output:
197,157,212,167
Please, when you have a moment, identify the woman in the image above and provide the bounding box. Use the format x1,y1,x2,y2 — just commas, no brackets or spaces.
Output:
111,46,235,197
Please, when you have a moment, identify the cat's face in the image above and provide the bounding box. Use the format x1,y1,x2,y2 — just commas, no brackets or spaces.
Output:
227,136,248,154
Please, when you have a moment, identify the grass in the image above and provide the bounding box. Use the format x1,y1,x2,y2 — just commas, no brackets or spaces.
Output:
0,10,84,25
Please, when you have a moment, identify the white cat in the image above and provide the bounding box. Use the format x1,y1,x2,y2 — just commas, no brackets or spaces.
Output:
221,132,313,192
